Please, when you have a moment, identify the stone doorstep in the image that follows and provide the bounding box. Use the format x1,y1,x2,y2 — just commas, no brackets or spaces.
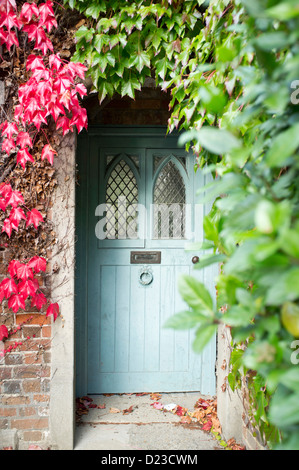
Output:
0,429,19,450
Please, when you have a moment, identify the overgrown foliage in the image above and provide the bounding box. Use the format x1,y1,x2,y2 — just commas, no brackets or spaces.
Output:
64,0,299,449
0,0,87,346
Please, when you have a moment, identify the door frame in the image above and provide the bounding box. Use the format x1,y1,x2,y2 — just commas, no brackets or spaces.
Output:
75,125,217,397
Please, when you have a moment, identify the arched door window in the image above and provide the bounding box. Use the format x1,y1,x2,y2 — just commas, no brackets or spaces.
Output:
105,158,139,240
153,159,186,239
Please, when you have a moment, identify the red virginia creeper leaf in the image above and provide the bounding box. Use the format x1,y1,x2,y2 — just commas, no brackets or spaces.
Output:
20,2,40,23
49,53,63,71
17,148,35,169
0,277,18,298
28,256,47,273
39,1,55,23
2,137,16,154
8,259,22,278
56,115,72,136
0,0,17,12
26,208,43,229
0,325,8,342
26,54,45,71
18,279,37,298
2,218,12,237
46,302,59,321
66,62,87,80
10,207,26,227
8,293,26,313
0,183,12,199
5,190,24,208
0,198,7,211
41,144,57,165
1,121,18,139
16,131,33,149
16,263,34,281
31,291,47,310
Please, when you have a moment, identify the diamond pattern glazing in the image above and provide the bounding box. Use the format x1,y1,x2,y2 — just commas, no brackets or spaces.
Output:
153,160,186,239
105,160,138,239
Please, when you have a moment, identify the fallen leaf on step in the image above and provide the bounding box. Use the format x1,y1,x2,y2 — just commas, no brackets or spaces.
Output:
226,438,246,450
175,405,188,416
81,396,93,402
192,408,206,421
180,415,192,424
202,420,213,431
150,393,162,400
110,407,121,413
151,402,164,410
123,405,134,414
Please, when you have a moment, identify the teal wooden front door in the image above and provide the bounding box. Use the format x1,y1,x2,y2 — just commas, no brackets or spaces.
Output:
76,127,216,396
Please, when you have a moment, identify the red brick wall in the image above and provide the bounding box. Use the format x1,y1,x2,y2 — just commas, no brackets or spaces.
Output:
85,86,171,126
0,246,52,449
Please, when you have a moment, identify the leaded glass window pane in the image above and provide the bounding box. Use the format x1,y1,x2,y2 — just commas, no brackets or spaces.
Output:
105,160,138,239
153,160,186,239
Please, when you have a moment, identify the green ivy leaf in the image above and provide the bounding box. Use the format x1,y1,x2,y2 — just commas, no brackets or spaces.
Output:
179,127,242,155
178,275,215,317
193,324,217,352
85,2,106,19
121,74,141,99
164,310,209,330
265,123,299,167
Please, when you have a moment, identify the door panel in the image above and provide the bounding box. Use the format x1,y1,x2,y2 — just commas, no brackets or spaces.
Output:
76,127,216,395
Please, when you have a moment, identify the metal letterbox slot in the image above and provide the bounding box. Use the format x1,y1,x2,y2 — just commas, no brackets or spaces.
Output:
130,251,161,264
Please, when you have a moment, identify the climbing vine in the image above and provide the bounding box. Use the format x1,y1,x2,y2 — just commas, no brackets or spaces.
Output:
0,1,87,347
63,0,299,450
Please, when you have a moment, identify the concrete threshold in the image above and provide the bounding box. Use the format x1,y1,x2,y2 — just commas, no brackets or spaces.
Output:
74,392,223,451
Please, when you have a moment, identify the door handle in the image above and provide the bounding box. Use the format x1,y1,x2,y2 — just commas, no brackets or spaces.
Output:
139,266,153,286
192,256,200,264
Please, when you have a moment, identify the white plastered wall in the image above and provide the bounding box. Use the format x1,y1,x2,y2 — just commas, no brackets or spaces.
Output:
49,132,77,450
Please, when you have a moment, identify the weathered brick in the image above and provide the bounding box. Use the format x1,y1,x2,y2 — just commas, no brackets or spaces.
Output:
23,430,43,442
22,380,41,394
38,406,49,417
11,417,49,430
0,419,8,429
18,407,37,417
23,326,41,338
15,314,50,326
19,339,51,352
24,353,42,365
131,99,161,110
1,396,30,406
41,326,51,338
0,366,12,380
41,379,50,393
13,365,41,379
5,354,23,366
0,407,17,417
33,394,50,403
0,315,14,327
43,352,51,364
3,380,21,394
